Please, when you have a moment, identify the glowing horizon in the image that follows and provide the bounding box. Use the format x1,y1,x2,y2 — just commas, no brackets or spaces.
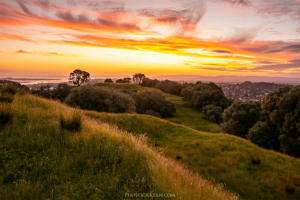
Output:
0,0,299,78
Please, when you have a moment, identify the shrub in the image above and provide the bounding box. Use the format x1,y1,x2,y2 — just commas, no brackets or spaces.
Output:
221,101,261,137
65,85,136,113
155,80,183,96
1,85,17,95
135,91,176,117
60,112,82,132
247,121,279,149
104,78,114,83
0,105,13,128
0,93,14,103
52,84,73,102
181,82,229,110
262,86,300,157
141,78,159,87
202,104,223,123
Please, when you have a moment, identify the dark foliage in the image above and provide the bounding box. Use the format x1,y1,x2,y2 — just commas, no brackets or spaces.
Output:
31,85,52,99
247,121,279,149
261,86,300,157
135,91,176,118
141,78,159,88
221,101,261,137
116,78,131,83
202,104,223,123
0,106,13,129
181,82,229,110
0,85,17,95
65,85,136,113
104,78,114,83
155,80,183,96
59,113,82,132
52,84,73,102
132,73,146,85
69,69,90,86
31,84,73,102
0,93,14,103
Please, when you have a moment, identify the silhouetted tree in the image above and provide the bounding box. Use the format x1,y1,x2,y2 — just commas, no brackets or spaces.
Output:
133,73,146,85
141,78,159,87
116,78,131,83
69,69,90,86
104,78,114,83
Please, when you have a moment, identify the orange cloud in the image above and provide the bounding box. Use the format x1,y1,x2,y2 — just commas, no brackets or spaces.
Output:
0,33,31,42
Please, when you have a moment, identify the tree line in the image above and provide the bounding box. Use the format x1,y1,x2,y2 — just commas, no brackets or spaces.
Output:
31,70,300,157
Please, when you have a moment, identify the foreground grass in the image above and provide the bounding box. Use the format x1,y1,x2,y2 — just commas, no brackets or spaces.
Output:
0,94,237,200
95,83,220,132
87,111,300,200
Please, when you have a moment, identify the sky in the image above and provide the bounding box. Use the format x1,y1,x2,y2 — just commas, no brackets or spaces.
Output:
0,0,299,78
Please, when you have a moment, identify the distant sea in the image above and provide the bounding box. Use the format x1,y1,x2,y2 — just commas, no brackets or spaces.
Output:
0,77,68,85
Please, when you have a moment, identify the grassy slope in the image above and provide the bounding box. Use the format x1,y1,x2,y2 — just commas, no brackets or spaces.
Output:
0,94,237,200
95,83,220,133
87,111,300,200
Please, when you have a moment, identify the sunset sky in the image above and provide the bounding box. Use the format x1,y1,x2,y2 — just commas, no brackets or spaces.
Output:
0,0,299,78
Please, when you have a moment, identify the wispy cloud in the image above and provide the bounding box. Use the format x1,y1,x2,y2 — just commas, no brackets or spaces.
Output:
15,49,81,57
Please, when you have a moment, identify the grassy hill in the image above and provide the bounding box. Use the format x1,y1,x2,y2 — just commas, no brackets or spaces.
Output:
95,83,220,133
87,112,300,200
0,94,237,200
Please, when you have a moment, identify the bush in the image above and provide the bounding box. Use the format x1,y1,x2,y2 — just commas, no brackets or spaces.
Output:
221,101,261,137
65,85,136,113
261,86,300,157
0,93,14,103
141,78,159,87
1,85,17,95
104,78,114,83
247,121,279,149
181,82,229,110
0,105,13,128
52,84,73,102
202,104,223,123
135,91,176,117
155,80,183,96
60,113,82,132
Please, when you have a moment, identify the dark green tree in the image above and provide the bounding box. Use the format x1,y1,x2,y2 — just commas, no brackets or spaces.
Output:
133,73,146,85
202,104,223,123
69,69,90,86
104,78,114,83
261,86,300,157
247,121,279,149
134,91,176,118
221,101,261,137
65,85,135,113
181,82,229,110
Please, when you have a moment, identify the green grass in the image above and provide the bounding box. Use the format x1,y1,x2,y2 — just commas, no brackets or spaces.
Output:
94,83,220,133
164,94,220,133
87,111,300,200
0,94,237,200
